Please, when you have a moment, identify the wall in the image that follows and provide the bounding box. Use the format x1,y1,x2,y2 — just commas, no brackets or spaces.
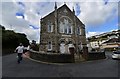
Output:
88,52,106,60
30,51,75,63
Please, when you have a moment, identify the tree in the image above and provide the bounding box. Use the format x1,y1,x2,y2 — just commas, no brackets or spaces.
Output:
2,25,29,55
30,40,39,51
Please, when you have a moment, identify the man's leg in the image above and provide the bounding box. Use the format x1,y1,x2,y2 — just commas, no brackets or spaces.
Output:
20,53,22,61
17,53,20,64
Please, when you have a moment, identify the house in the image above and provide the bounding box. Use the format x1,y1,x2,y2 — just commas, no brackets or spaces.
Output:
39,3,87,54
87,30,120,51
101,38,120,51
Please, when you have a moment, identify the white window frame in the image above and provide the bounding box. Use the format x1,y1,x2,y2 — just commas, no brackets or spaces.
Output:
48,22,53,32
64,24,68,34
64,23,73,34
59,22,64,33
68,24,72,34
59,18,73,34
51,24,53,32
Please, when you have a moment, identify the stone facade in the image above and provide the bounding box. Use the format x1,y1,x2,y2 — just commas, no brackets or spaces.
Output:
39,3,87,54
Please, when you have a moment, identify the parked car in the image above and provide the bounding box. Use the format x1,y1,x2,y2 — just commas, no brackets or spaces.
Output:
112,50,120,60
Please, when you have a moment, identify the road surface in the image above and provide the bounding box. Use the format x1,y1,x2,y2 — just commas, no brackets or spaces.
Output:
2,52,120,77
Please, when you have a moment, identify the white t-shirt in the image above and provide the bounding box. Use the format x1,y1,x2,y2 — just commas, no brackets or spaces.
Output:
16,46,24,53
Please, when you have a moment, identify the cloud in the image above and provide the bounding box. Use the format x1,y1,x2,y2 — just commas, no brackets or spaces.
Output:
1,2,64,43
118,23,120,30
75,3,81,16
16,12,25,19
21,28,40,43
17,2,25,8
2,0,119,2
77,1,118,26
104,0,109,5
1,2,63,43
29,24,39,29
1,2,40,42
1,1,119,43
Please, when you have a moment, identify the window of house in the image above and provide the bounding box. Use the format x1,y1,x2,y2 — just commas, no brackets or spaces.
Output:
64,24,68,34
48,25,51,32
48,41,52,51
68,27,71,34
64,23,72,34
77,27,80,35
77,27,82,35
59,22,64,33
68,24,72,34
48,21,53,32
80,29,82,35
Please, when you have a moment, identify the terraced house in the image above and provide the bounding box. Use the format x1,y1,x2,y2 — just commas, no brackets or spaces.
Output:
39,3,87,54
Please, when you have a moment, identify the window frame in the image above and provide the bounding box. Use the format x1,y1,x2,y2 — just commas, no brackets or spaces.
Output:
59,17,73,34
47,21,53,32
77,26,82,35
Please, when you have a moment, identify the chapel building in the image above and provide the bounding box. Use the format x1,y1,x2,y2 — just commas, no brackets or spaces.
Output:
39,3,87,54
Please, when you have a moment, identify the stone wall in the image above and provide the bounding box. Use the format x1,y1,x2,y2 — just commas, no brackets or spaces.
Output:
30,50,74,63
88,52,106,60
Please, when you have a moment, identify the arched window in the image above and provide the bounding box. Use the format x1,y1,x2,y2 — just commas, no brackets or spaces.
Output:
59,17,73,34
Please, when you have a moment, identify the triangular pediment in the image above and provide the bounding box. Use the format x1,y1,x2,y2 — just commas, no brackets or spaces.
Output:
42,4,74,19
41,3,84,27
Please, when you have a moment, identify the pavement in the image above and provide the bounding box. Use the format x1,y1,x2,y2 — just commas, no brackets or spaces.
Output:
2,52,120,78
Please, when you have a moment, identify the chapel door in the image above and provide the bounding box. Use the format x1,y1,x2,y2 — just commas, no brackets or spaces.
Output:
60,43,65,54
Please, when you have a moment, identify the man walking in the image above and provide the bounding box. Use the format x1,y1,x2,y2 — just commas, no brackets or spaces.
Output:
15,43,24,64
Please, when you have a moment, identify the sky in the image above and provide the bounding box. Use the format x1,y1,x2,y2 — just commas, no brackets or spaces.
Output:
1,0,119,43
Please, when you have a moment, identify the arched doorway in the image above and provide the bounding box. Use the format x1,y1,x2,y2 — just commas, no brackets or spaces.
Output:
68,41,75,53
59,38,75,54
60,40,66,54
